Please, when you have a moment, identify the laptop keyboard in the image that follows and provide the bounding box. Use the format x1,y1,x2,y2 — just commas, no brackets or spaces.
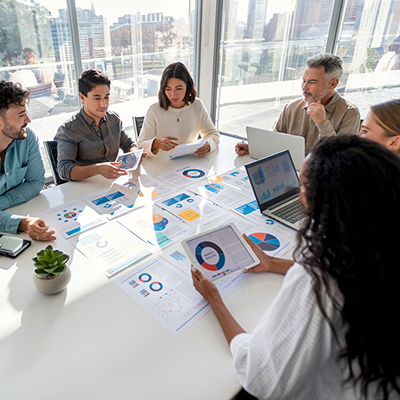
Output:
271,199,303,224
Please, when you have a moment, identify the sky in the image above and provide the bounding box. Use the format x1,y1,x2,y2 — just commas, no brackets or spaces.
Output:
36,0,192,25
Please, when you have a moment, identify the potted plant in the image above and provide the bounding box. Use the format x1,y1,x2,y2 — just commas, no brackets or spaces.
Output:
33,245,71,295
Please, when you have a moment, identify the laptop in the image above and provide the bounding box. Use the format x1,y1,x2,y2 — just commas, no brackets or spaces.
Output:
245,149,306,231
246,127,305,171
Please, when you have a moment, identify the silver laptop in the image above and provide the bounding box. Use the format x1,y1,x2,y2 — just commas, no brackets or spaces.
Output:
245,150,306,231
246,127,305,171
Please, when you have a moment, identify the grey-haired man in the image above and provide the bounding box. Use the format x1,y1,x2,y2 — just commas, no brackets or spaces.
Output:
236,54,360,155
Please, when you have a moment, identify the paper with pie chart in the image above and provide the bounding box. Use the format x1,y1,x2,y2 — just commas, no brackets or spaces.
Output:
81,188,143,219
158,165,209,188
208,214,294,257
117,205,194,250
41,200,106,239
156,191,226,227
69,221,151,278
182,224,260,282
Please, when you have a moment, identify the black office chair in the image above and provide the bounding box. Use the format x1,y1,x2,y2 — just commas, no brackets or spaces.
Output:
132,116,145,141
44,141,67,186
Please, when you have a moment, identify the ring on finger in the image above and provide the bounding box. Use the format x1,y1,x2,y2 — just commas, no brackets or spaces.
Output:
37,236,40,241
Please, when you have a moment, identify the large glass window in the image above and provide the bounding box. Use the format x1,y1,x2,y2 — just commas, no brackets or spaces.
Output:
215,0,336,136
215,0,400,137
74,0,197,128
0,0,197,178
337,0,400,118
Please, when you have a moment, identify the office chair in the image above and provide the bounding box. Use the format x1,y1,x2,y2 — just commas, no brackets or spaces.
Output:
132,116,145,142
43,141,67,186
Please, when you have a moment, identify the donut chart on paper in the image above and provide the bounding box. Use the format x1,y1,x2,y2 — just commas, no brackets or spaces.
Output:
139,273,152,283
249,233,280,251
182,169,206,179
149,282,163,292
195,241,225,271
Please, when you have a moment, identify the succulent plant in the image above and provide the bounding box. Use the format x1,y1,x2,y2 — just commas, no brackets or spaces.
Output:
33,245,70,277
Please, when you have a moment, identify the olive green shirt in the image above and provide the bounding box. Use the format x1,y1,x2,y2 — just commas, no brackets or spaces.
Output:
273,92,360,154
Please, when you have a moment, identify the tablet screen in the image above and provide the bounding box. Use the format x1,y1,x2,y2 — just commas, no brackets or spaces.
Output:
184,225,257,281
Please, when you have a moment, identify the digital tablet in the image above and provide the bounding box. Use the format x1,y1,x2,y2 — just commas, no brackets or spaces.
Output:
181,223,260,282
115,149,143,171
0,234,31,258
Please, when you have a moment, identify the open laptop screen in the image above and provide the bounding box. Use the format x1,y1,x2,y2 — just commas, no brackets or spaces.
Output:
245,150,300,209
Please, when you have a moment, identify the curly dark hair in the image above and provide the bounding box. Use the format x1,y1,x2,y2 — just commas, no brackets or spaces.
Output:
158,62,197,110
0,80,30,117
294,135,400,399
78,69,110,97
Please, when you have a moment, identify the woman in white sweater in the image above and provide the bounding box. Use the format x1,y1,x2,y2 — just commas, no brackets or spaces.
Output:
137,62,219,156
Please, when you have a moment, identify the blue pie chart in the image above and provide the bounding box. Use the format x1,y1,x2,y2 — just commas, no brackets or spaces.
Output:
249,233,280,251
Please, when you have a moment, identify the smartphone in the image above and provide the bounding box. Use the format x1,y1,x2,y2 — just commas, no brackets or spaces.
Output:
0,234,31,258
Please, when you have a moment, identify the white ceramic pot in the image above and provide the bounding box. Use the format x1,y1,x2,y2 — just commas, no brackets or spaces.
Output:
33,264,71,295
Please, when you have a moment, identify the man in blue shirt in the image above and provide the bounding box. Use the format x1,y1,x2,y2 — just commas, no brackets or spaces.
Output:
0,81,55,241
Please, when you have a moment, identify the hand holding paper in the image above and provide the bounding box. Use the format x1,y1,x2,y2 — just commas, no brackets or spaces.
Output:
170,139,206,159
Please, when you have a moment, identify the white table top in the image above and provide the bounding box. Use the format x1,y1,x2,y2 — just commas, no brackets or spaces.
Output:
0,135,289,400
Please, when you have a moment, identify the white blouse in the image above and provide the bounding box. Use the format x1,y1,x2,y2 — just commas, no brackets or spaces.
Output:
230,263,386,400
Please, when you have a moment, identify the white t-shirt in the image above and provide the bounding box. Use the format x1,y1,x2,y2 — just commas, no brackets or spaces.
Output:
137,98,219,156
230,263,390,400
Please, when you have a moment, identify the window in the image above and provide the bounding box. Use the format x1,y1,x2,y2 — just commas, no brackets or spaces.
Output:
0,0,197,178
214,0,400,137
337,0,400,118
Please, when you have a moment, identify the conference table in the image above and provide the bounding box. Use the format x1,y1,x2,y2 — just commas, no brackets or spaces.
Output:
0,135,292,400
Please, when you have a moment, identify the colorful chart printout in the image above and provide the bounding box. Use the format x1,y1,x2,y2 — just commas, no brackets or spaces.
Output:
158,165,209,188
70,221,151,278
115,257,250,336
118,205,194,250
41,200,106,239
157,191,226,227
81,188,142,219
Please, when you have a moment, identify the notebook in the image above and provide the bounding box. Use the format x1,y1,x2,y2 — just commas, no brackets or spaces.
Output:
245,149,306,230
246,127,305,171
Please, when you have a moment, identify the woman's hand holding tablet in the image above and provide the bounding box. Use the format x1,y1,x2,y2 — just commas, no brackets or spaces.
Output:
181,223,260,282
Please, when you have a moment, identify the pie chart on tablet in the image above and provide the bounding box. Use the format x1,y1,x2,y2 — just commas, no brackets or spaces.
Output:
195,241,225,271
249,233,280,251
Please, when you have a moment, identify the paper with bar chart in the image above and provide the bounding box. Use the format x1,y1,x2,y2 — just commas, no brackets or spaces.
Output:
115,257,250,335
81,187,142,219
69,221,151,278
208,168,253,193
115,258,209,335
156,191,226,226
41,200,106,239
187,179,254,208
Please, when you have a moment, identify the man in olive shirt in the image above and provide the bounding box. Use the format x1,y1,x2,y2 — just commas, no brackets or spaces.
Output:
55,69,140,181
236,54,360,156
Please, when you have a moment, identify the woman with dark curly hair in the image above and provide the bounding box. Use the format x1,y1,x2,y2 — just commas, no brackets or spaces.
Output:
137,62,219,156
192,135,400,400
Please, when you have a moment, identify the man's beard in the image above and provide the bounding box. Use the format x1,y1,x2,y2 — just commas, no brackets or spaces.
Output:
2,120,27,140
